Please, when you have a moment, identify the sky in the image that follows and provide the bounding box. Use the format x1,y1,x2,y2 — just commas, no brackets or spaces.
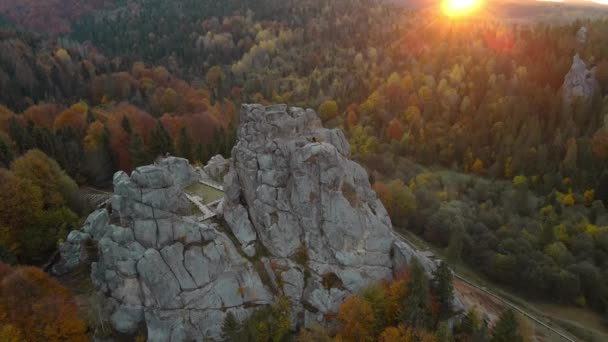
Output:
537,0,608,4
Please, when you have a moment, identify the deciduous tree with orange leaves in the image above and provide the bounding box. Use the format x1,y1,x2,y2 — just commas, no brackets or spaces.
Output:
0,263,88,342
337,295,376,342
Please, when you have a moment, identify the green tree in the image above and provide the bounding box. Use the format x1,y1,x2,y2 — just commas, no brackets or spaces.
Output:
129,133,149,168
8,117,32,153
238,295,291,342
206,65,226,101
21,207,78,263
121,115,132,134
221,312,242,342
437,321,451,342
0,134,14,167
361,284,388,338
456,307,488,342
149,121,174,158
177,127,192,161
432,261,455,321
84,126,115,186
491,310,522,342
0,169,43,260
400,259,433,329
446,227,464,262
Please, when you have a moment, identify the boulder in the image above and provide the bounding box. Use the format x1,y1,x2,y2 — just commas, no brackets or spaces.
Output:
203,154,229,182
157,157,197,187
131,165,173,189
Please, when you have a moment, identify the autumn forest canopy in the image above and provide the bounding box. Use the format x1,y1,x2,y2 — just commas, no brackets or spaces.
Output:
3,0,608,340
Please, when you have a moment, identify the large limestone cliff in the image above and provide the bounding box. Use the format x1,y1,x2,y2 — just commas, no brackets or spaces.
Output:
57,104,436,341
223,104,426,326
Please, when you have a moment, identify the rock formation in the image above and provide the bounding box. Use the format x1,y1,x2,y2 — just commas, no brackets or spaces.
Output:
57,105,441,341
576,26,588,46
223,104,435,327
562,54,599,109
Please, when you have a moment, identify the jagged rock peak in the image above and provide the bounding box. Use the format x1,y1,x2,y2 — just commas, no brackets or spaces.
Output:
223,104,435,326
562,54,598,108
576,26,588,45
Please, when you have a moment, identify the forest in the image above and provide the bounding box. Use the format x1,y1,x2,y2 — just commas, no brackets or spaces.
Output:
2,0,608,340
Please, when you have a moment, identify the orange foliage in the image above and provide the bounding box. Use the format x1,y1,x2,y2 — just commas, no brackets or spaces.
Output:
104,103,157,171
0,263,88,341
0,105,14,133
386,277,408,325
54,106,87,135
379,326,409,342
84,121,105,152
387,119,405,141
592,127,608,160
347,110,359,127
23,104,64,130
379,326,437,342
471,159,484,174
337,295,375,342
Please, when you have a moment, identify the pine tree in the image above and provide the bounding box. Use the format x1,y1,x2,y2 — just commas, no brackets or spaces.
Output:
84,127,115,186
446,227,464,262
30,125,56,159
432,261,455,321
195,143,208,164
121,115,132,134
177,127,192,161
8,117,33,153
491,310,522,342
149,121,174,158
129,133,149,168
400,259,433,329
437,321,452,342
86,110,95,124
0,136,14,167
221,312,242,342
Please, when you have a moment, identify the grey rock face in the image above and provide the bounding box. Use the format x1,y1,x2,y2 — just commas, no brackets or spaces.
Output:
576,26,588,45
157,157,198,188
223,104,435,326
58,156,272,340
203,154,230,182
59,107,444,338
563,54,599,108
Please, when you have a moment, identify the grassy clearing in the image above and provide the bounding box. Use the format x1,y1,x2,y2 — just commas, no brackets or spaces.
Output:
186,183,224,204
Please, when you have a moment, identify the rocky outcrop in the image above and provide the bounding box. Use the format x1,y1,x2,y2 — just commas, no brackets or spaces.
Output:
576,26,588,46
203,154,230,182
562,54,599,109
222,104,433,326
57,108,443,340
57,157,273,341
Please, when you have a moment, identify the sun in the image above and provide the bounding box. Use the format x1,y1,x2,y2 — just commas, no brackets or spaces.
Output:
442,0,482,17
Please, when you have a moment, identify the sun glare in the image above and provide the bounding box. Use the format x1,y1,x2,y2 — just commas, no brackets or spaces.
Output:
442,0,482,17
